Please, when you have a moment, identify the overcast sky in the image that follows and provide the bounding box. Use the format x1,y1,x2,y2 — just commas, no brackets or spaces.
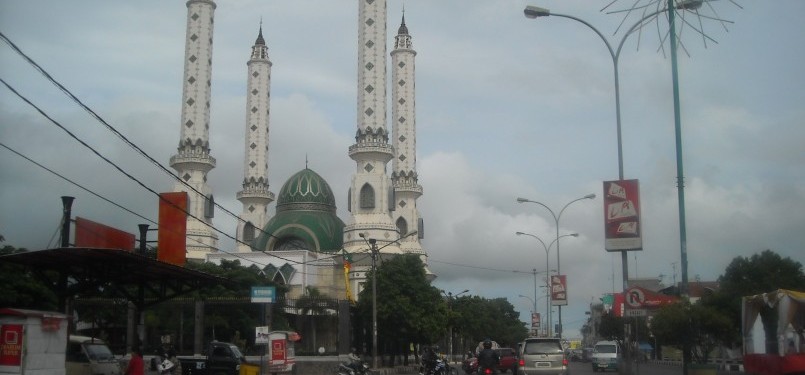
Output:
1,1,803,340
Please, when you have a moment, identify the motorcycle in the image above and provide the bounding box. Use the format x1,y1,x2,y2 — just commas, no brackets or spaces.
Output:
421,358,449,375
336,358,369,375
150,356,176,375
462,357,478,374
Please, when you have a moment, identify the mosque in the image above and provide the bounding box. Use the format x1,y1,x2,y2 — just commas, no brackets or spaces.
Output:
167,0,430,300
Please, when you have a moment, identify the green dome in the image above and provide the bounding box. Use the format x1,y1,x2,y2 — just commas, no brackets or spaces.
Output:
252,168,344,253
276,168,337,211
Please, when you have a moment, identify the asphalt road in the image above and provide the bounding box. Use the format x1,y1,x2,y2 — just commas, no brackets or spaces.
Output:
395,361,744,375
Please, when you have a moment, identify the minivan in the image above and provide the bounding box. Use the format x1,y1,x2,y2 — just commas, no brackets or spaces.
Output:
591,340,620,372
517,337,568,375
66,335,121,375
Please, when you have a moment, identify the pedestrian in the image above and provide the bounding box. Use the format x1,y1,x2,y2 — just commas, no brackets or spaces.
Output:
125,346,144,375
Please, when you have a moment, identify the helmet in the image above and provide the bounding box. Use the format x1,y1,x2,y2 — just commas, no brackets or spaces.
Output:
483,340,492,349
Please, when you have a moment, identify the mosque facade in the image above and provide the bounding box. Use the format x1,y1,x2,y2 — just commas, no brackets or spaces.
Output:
171,0,430,300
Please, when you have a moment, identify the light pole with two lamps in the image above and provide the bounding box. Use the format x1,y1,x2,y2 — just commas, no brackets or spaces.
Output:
516,231,578,337
443,289,469,363
358,231,418,369
517,194,595,339
523,0,702,301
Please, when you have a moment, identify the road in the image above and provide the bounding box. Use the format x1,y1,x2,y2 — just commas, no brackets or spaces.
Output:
395,361,744,375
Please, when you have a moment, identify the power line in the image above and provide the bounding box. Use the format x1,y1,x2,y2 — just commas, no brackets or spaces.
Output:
0,31,282,247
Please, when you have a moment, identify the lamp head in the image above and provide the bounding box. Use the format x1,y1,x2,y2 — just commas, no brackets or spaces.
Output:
584,193,596,200
677,0,703,10
516,231,525,236
524,5,551,18
359,233,366,238
516,197,530,203
569,233,579,237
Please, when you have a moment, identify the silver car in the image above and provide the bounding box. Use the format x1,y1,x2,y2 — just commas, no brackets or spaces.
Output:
516,338,569,375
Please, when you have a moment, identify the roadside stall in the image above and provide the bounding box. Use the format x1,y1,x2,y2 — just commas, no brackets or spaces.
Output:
0,308,69,375
742,289,805,375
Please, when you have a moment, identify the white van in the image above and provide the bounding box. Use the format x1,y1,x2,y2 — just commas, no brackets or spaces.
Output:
591,340,620,372
66,335,121,375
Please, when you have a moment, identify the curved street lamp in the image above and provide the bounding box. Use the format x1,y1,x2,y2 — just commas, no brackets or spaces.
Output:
443,289,470,363
517,194,594,338
516,231,578,337
524,0,703,309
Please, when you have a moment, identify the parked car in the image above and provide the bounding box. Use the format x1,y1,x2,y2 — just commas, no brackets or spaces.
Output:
495,348,518,373
516,337,568,375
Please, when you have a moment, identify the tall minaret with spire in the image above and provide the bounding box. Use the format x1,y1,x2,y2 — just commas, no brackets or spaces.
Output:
391,14,426,260
343,0,401,256
170,0,218,260
236,24,275,253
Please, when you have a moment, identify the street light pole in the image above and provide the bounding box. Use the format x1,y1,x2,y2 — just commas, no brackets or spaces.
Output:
443,289,469,364
358,230,418,369
517,194,595,339
516,231,578,337
518,293,537,335
369,238,379,369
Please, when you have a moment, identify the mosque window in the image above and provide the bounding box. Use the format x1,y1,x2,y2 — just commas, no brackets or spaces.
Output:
396,217,408,238
274,237,309,251
360,183,375,209
243,222,256,242
204,194,215,219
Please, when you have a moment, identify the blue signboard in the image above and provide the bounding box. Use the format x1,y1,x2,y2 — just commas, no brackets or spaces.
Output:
251,286,276,303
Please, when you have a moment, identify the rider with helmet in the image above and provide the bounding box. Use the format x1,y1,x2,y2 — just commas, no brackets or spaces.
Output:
476,339,500,374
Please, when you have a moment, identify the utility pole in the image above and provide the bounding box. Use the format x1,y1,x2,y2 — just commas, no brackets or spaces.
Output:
369,238,379,369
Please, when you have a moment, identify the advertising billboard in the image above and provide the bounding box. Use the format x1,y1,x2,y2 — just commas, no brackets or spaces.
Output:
550,275,568,306
603,179,643,251
158,192,187,266
74,217,135,251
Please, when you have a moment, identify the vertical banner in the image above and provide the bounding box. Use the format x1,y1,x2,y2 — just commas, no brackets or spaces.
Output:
550,275,568,306
603,179,643,251
158,192,188,266
0,324,23,372
531,312,540,328
74,217,135,251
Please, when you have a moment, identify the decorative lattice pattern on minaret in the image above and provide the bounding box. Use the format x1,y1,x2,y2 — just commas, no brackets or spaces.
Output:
236,24,275,252
170,0,219,259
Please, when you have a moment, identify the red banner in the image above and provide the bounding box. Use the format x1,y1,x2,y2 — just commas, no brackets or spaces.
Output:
603,179,642,251
0,324,23,368
551,275,568,306
158,192,187,266
271,339,286,364
531,313,540,328
75,217,135,251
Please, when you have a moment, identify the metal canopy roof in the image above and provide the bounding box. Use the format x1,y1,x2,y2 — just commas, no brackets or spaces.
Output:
0,247,229,309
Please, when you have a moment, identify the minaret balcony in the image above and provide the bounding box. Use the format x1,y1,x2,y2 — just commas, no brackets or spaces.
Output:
170,153,216,173
393,183,423,196
348,142,394,163
236,189,275,203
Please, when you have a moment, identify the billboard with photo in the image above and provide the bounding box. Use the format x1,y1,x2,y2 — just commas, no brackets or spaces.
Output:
603,179,643,251
550,275,568,306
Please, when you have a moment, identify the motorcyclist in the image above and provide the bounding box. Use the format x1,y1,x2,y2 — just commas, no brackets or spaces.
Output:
347,347,364,375
476,339,500,374
421,346,439,375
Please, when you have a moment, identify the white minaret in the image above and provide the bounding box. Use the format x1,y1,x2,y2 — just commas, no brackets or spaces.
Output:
170,0,218,260
236,24,275,253
343,0,401,256
391,15,426,258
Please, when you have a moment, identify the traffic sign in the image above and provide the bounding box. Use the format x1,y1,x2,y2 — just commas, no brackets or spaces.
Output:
624,309,647,317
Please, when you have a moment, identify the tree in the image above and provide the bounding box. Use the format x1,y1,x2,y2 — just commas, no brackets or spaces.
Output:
356,254,448,365
715,250,805,354
0,245,58,310
651,301,732,363
450,296,528,349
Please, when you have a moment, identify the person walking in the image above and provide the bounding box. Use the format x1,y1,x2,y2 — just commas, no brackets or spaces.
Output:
124,346,144,375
